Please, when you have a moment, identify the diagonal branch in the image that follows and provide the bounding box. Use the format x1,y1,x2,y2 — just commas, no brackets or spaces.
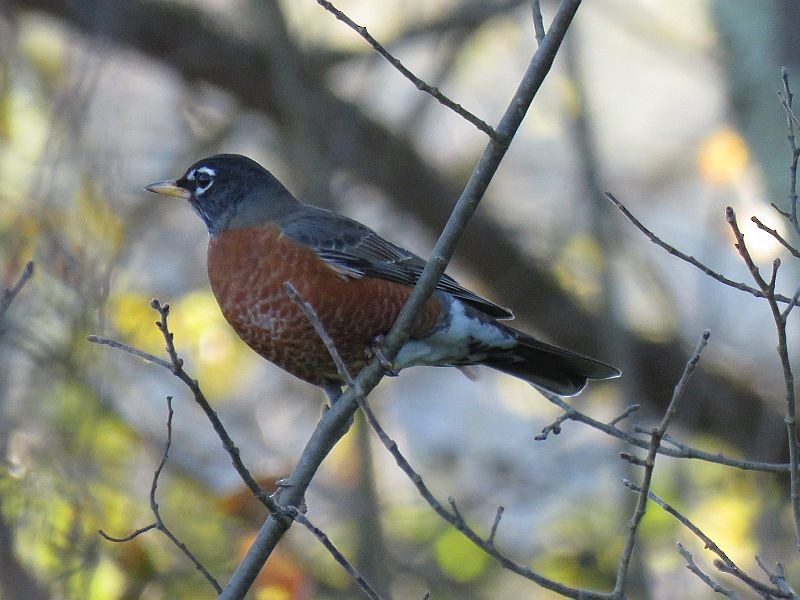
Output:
287,278,606,598
0,261,34,339
315,0,497,139
606,193,798,305
286,507,385,600
726,207,800,548
88,301,282,517
627,484,793,599
98,397,223,593
676,543,737,599
217,3,584,598
613,330,710,596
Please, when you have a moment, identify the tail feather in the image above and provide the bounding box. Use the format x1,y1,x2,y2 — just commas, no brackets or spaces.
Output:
481,330,620,396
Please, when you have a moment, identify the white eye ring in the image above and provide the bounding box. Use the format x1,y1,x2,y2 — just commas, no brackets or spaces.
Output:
193,166,216,195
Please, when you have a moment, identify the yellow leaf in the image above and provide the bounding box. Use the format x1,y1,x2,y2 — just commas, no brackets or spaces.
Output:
697,126,749,185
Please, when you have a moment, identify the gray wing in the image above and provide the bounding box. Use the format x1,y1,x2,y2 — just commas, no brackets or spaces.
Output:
281,207,513,319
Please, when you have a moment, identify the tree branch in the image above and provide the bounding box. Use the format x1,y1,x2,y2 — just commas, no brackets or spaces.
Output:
98,397,222,593
88,301,282,517
217,3,583,598
316,0,497,139
0,261,34,338
726,207,800,548
613,330,709,596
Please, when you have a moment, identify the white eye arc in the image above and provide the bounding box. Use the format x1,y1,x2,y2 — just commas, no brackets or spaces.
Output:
191,166,216,195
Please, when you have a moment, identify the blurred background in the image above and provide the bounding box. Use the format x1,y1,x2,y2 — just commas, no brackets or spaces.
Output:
1,0,800,598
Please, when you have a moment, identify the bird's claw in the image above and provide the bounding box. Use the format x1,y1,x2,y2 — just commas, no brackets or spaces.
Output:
370,336,399,376
271,477,293,499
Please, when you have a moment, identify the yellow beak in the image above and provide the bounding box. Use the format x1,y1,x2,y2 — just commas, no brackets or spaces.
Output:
145,179,191,200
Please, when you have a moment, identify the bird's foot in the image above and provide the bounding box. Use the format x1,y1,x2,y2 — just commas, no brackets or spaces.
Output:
369,336,399,376
271,479,308,513
271,477,293,499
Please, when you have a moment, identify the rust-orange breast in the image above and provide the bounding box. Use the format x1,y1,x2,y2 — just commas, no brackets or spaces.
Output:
207,224,442,385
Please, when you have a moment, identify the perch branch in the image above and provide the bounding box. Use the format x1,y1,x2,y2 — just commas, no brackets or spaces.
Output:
218,3,584,598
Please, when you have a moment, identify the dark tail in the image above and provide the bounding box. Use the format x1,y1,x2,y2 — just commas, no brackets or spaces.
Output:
481,328,620,396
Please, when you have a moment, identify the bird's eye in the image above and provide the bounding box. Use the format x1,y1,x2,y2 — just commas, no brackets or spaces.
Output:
194,170,214,194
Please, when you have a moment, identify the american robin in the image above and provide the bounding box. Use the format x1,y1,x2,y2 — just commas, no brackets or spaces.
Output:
146,154,619,401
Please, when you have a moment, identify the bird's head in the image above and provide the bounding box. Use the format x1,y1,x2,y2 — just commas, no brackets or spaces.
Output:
146,154,300,234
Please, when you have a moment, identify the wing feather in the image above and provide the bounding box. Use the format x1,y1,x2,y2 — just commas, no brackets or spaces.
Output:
281,207,513,319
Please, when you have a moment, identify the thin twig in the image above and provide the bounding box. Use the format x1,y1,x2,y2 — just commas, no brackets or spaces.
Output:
87,335,173,369
531,0,546,45
99,397,222,593
780,68,800,239
487,506,505,549
605,193,799,305
534,412,570,440
89,302,281,516
0,261,34,317
0,261,34,338
613,330,709,596
284,282,358,389
726,207,800,548
751,216,800,258
755,556,798,598
781,284,800,320
607,404,641,427
359,391,608,598
541,391,787,473
287,507,385,600
773,202,793,219
676,543,738,599
625,482,791,599
315,0,497,139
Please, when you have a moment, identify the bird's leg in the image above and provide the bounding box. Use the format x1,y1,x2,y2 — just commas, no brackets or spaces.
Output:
322,382,344,405
368,335,399,376
320,381,356,438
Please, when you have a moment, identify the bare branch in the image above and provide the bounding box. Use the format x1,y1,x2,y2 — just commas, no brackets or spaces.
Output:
87,335,173,369
676,543,738,599
98,397,222,593
625,482,791,599
726,207,800,547
487,506,505,549
219,4,585,598
751,216,800,258
606,193,799,305
0,261,34,317
0,261,34,338
780,67,800,239
756,556,798,598
98,523,157,543
531,0,546,45
540,391,787,473
315,0,497,139
607,404,641,427
534,411,570,440
613,330,710,595
287,507,385,600
89,302,281,517
358,390,609,599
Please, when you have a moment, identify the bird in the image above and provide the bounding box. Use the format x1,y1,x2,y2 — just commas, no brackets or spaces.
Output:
146,154,619,402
